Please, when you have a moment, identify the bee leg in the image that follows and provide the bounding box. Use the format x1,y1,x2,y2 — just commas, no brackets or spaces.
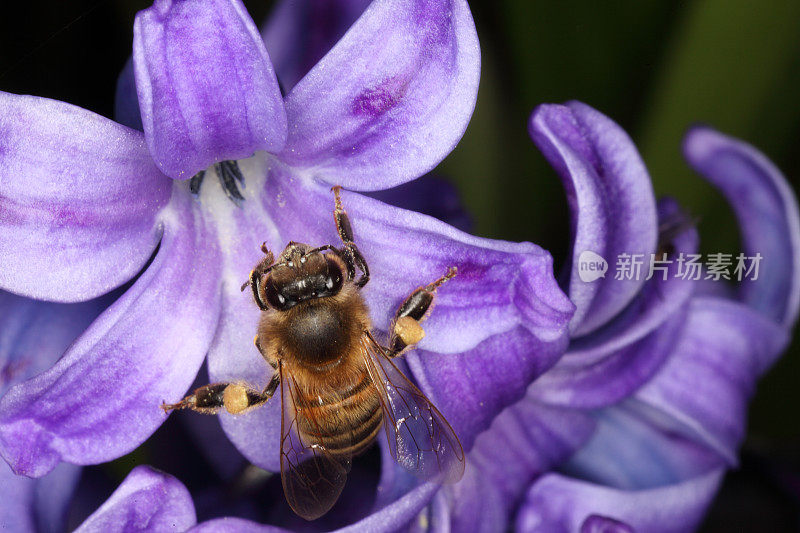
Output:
386,267,458,357
240,245,275,311
331,186,370,288
161,374,280,416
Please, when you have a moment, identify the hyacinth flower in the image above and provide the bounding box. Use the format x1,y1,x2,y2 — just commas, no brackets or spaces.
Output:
0,4,575,528
84,104,800,532
395,103,798,532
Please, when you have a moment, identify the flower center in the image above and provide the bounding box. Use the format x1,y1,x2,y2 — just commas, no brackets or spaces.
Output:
189,160,247,205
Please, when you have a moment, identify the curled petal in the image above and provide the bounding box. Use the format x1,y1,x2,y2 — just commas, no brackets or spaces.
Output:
683,126,800,328
262,0,371,92
0,92,169,302
74,466,196,533
530,313,685,409
279,0,481,190
0,191,222,477
634,296,787,465
529,199,697,408
529,102,658,336
134,0,287,179
515,469,723,533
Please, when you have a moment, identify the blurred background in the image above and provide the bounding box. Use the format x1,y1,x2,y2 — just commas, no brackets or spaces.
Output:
1,0,799,530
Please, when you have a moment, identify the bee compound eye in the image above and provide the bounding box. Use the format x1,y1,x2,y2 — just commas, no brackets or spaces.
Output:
265,278,291,310
324,257,344,294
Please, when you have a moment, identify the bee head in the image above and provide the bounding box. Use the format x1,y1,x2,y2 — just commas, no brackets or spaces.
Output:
263,244,346,311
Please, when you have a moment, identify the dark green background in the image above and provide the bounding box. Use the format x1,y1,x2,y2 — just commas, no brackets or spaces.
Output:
1,0,798,530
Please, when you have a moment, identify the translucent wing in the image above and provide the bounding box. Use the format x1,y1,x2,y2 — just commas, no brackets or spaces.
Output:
279,362,351,521
362,332,465,484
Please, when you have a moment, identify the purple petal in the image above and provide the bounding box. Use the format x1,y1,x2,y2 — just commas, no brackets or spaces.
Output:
114,57,143,131
683,126,800,328
278,0,481,191
0,292,107,395
411,491,451,533
407,328,569,450
0,460,38,532
339,482,437,532
0,461,81,533
34,462,83,533
190,482,437,532
529,199,697,408
262,0,371,93
563,402,725,490
469,401,596,509
434,464,506,533
436,401,595,532
0,92,169,302
0,192,222,477
529,102,658,336
529,313,685,409
633,296,787,465
259,167,572,450
516,470,723,533
74,466,196,533
580,515,634,533
190,519,288,533
133,0,287,180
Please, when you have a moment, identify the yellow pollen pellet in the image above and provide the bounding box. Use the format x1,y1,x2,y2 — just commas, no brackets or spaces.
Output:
395,316,425,346
224,384,250,415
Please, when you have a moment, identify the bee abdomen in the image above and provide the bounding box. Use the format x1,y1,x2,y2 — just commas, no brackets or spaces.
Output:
299,373,383,457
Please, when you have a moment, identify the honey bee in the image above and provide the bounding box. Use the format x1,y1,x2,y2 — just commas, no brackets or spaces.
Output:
163,186,465,520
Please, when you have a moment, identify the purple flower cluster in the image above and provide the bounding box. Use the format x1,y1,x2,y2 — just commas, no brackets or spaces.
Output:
0,0,797,531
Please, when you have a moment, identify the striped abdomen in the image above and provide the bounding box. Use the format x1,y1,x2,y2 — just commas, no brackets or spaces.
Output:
297,369,383,457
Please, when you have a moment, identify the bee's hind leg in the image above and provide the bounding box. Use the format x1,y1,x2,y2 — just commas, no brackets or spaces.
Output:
386,267,458,357
162,373,280,416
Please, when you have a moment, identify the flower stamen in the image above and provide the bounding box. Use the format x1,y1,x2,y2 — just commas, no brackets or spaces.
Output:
188,160,246,205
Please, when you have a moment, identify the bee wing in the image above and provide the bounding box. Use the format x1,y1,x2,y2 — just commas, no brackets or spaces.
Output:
362,333,465,484
278,362,351,521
